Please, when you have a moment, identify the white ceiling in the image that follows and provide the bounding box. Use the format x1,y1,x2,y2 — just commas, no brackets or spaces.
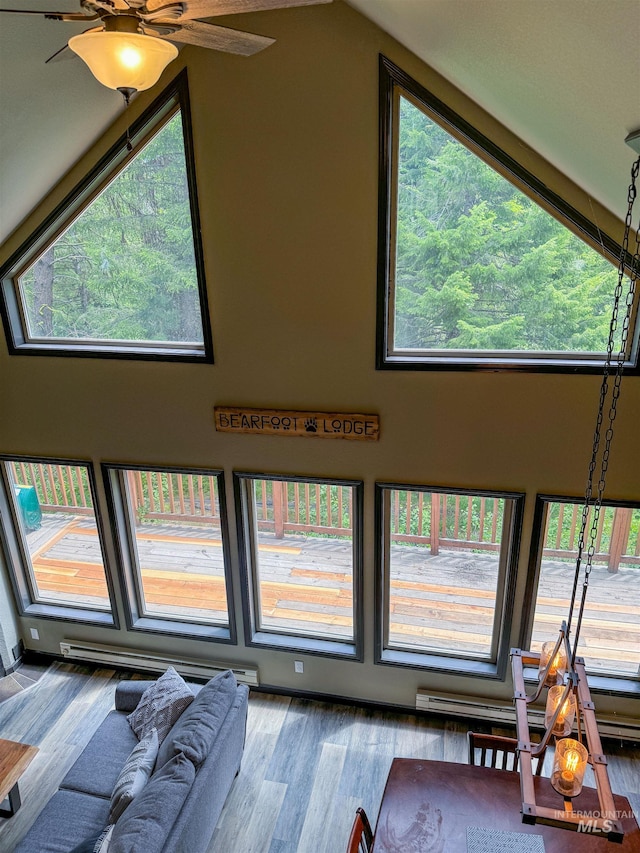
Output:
1,0,639,246
348,0,640,218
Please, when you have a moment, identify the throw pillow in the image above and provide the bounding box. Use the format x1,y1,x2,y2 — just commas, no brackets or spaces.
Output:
127,667,194,745
110,752,196,853
69,824,114,853
108,727,159,823
156,669,237,769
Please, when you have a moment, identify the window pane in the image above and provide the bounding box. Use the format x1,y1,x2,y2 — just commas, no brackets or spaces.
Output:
392,94,622,356
531,500,640,678
384,489,509,660
249,478,355,642
4,460,110,610
123,469,229,625
18,111,204,347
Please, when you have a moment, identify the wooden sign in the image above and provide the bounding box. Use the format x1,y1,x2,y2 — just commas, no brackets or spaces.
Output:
214,407,379,441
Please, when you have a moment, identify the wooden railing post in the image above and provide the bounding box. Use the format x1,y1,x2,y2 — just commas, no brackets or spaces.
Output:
430,493,440,555
541,504,552,561
608,507,633,574
272,480,285,539
125,471,141,524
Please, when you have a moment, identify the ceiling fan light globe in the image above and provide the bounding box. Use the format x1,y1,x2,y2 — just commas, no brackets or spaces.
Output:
68,31,178,93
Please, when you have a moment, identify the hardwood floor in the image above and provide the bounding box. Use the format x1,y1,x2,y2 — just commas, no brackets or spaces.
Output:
0,662,638,852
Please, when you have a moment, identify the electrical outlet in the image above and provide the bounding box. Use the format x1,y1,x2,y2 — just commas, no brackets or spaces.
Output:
30,627,39,641
294,660,304,674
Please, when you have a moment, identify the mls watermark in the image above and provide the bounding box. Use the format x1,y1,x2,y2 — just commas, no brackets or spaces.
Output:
553,809,637,834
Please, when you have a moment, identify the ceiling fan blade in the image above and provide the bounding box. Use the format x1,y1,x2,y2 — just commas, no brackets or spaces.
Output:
44,23,102,62
44,21,104,65
163,19,274,55
0,8,65,13
45,43,74,63
0,8,98,20
91,0,132,10
146,0,331,20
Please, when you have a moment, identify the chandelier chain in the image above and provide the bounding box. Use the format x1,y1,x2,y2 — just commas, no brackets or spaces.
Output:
569,156,640,658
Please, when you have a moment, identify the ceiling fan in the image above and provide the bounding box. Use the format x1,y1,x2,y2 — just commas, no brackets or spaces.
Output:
0,0,332,102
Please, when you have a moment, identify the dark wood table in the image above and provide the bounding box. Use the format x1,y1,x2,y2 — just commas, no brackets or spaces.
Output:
373,759,640,852
0,738,38,819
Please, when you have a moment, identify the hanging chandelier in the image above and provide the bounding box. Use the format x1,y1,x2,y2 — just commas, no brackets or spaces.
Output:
511,140,640,841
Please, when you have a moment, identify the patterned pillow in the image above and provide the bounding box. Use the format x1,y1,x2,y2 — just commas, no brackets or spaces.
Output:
109,728,159,823
127,667,194,745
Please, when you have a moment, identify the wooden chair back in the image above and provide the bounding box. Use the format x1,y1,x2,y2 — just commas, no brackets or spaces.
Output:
467,731,545,775
347,806,374,853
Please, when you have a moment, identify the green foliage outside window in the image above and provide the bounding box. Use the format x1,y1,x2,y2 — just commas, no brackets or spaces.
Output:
544,501,640,567
390,489,504,546
19,112,203,345
128,470,220,527
255,480,352,533
394,96,621,353
8,460,92,509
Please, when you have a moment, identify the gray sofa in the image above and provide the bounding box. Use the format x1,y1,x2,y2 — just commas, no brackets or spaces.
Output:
15,670,249,853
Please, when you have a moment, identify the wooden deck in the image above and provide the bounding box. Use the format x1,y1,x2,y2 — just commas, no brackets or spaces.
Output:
24,513,640,676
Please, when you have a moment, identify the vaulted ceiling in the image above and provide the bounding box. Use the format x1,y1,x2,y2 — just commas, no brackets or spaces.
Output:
1,0,639,246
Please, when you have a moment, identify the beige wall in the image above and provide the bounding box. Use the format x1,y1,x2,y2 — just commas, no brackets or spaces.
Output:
0,549,20,672
0,2,638,717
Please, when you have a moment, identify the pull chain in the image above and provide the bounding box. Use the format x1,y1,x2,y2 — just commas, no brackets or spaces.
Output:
118,87,136,152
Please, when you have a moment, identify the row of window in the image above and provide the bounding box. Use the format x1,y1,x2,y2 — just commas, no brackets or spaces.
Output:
1,457,638,688
1,65,638,371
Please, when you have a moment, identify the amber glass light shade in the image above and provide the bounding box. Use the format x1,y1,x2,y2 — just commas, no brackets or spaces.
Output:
551,738,588,797
545,685,576,737
538,641,567,686
69,31,178,93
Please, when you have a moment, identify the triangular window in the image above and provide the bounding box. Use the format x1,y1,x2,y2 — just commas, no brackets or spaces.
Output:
1,73,212,361
377,57,638,372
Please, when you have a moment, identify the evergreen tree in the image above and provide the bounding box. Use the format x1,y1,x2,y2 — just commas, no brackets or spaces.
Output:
394,96,620,353
21,112,203,344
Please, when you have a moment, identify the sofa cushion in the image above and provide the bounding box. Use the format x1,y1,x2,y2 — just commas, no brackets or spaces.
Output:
127,667,194,745
108,727,159,822
115,680,157,713
14,789,111,853
156,669,237,769
110,752,196,853
69,825,114,853
60,711,139,799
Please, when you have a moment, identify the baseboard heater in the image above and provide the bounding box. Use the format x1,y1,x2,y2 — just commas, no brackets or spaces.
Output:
60,640,259,687
416,690,639,742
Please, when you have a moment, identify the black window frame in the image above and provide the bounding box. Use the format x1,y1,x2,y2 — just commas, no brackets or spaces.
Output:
103,463,236,644
376,55,639,374
521,493,640,697
375,482,524,678
0,454,118,627
234,471,364,660
0,70,213,363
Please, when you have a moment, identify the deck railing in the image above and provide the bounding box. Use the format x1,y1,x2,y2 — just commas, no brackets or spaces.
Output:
8,463,640,572
9,460,94,516
543,502,640,571
254,480,353,538
388,491,502,554
125,470,222,526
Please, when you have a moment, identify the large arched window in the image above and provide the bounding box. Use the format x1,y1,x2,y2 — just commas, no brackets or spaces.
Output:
0,72,212,362
377,57,639,373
